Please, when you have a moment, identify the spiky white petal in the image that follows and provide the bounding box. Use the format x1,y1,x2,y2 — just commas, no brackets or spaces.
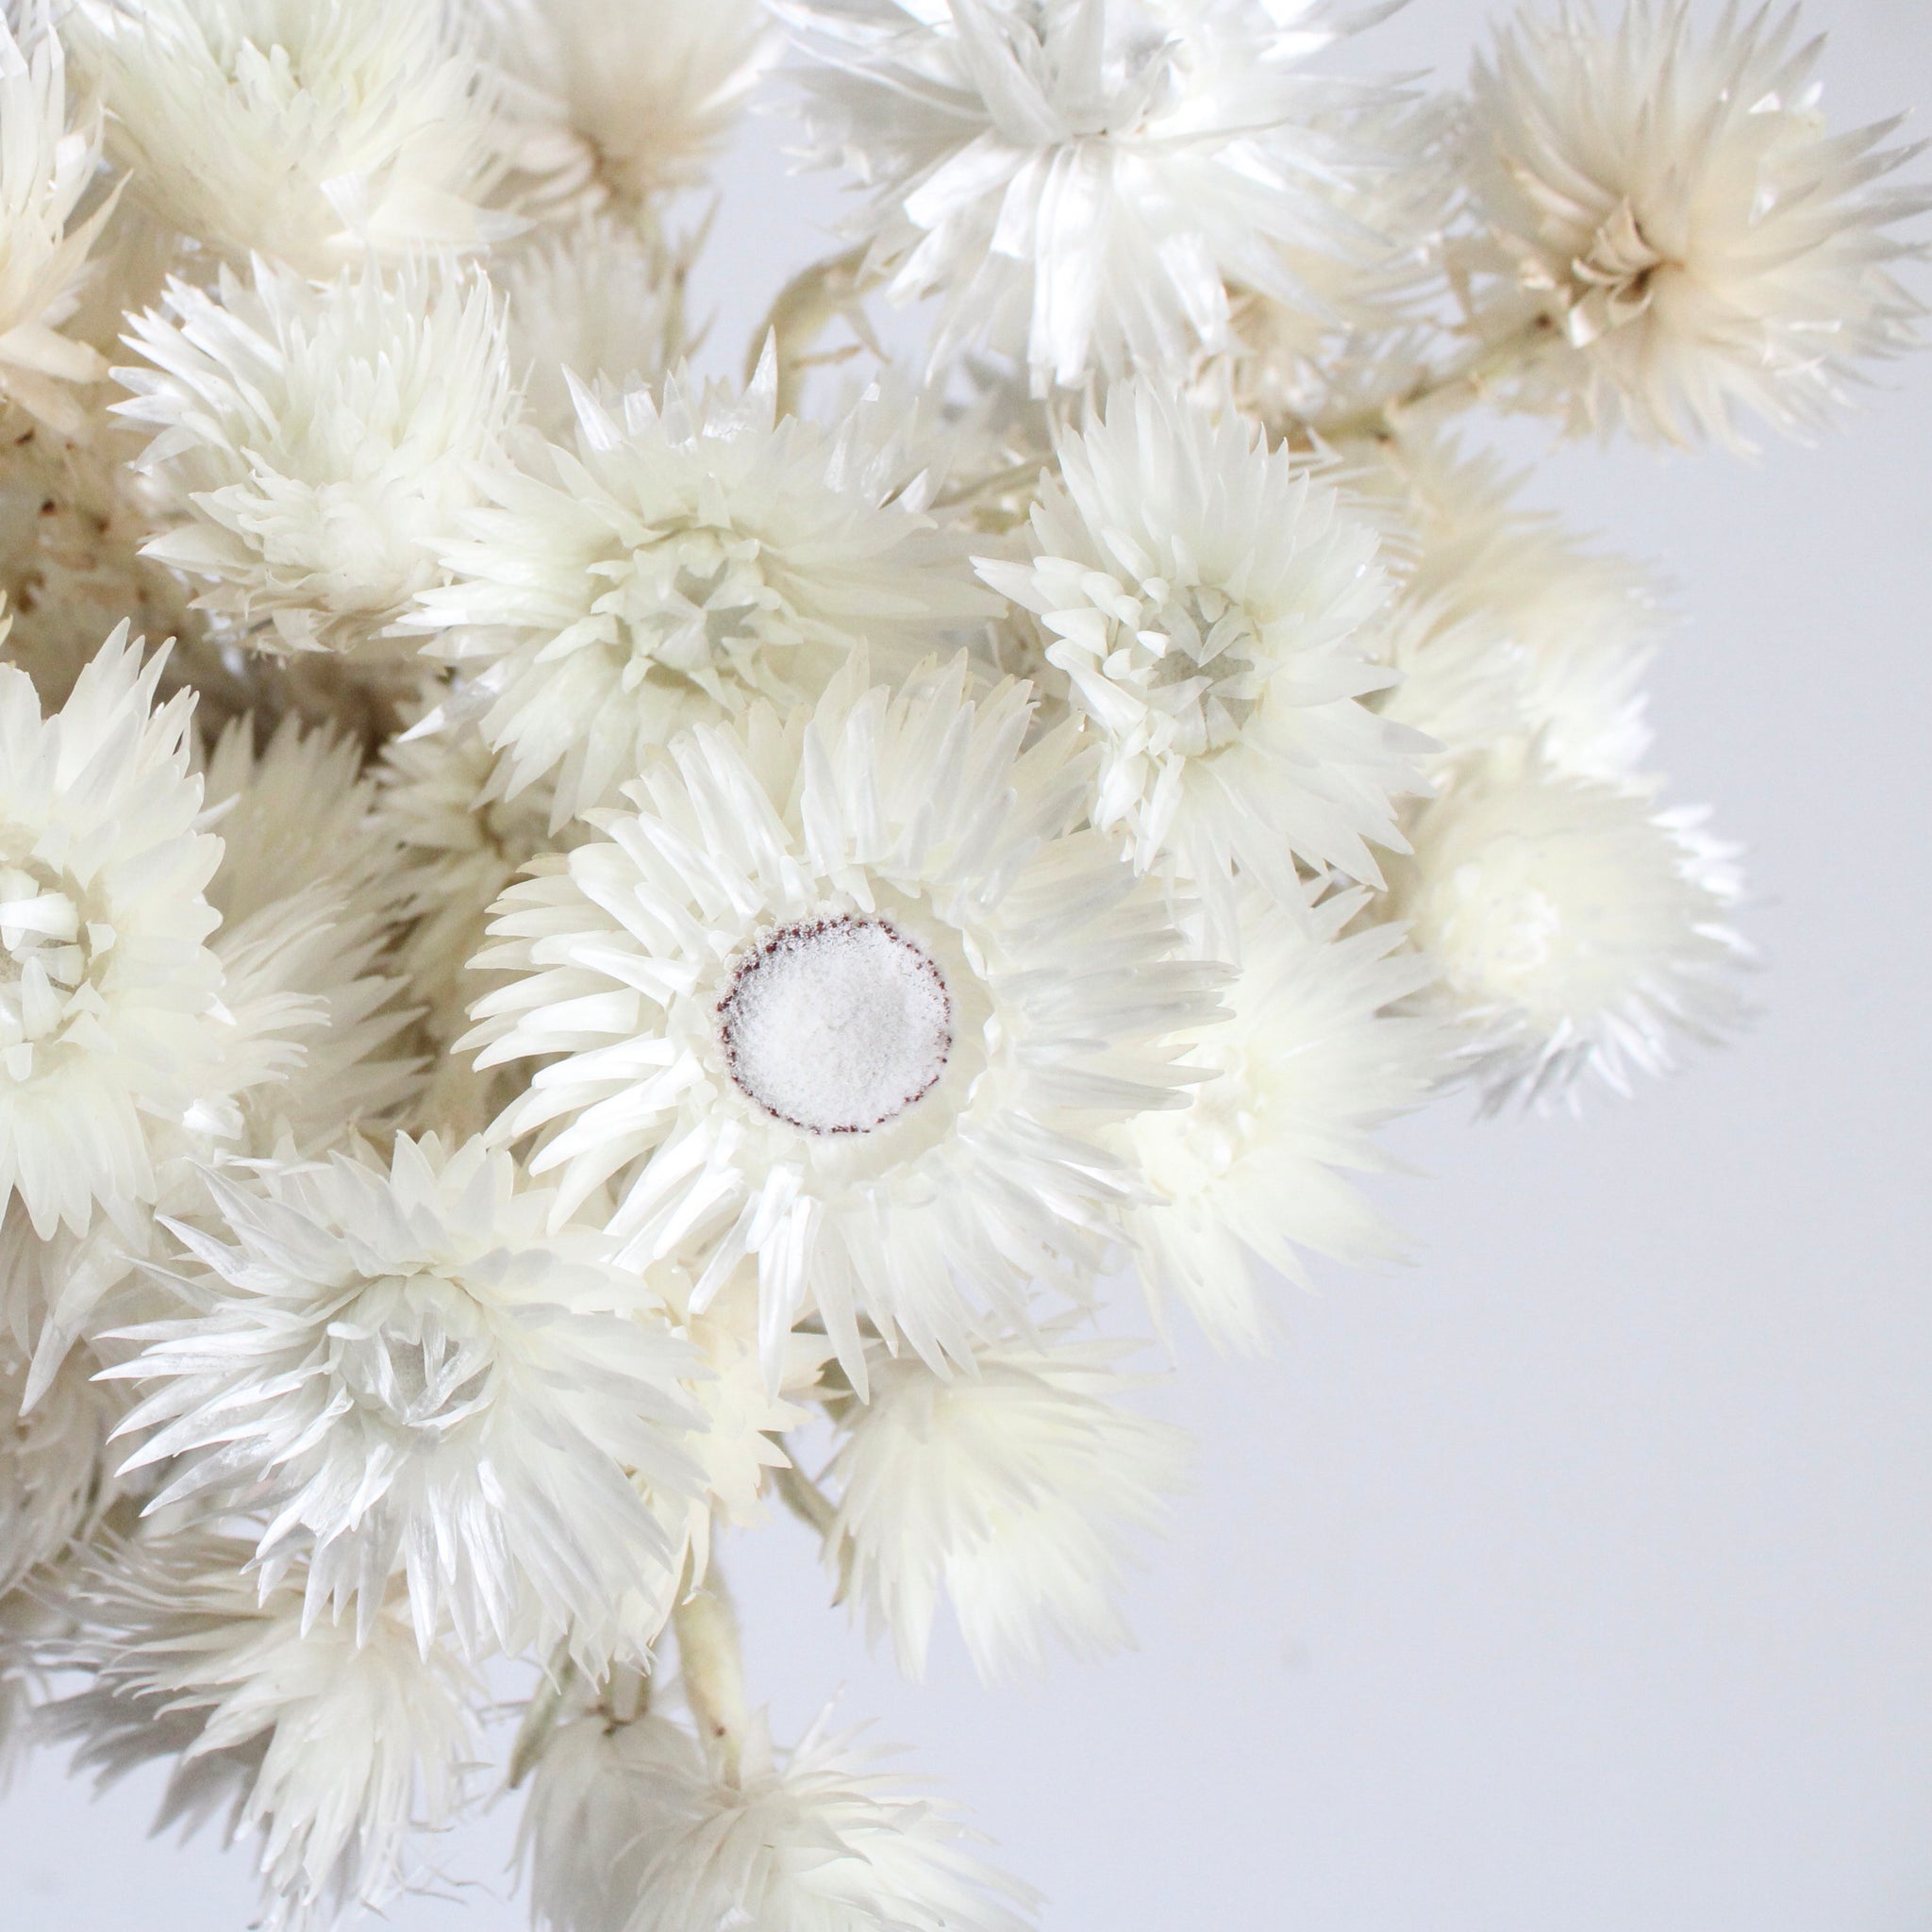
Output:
118,258,519,657
828,1324,1188,1679
1386,752,1748,1109
1124,890,1446,1350
0,626,227,1241
42,1531,475,1932
108,1135,703,1665
524,1708,1037,1932
979,380,1423,925
65,0,533,273
0,13,116,436
777,0,1393,391
200,715,422,1144
420,357,994,818
465,658,1223,1381
1459,0,1929,445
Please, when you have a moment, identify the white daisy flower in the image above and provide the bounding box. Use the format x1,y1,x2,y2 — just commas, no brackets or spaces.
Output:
0,625,227,1241
64,0,531,274
109,1134,703,1665
777,0,1392,391
1125,890,1446,1351
1459,0,1929,445
0,12,117,437
419,352,997,820
484,0,774,208
499,212,689,441
42,1531,475,1932
1385,752,1749,1110
524,1708,1037,1932
118,257,519,658
465,658,1222,1380
977,379,1424,924
827,1324,1189,1679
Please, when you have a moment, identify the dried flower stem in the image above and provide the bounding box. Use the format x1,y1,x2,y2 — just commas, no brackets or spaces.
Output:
1302,314,1558,444
673,1565,751,1786
744,243,876,418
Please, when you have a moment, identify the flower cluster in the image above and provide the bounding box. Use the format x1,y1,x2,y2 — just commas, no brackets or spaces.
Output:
0,2,1918,1928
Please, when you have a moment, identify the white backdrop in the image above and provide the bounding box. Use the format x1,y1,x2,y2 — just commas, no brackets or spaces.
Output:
7,2,1932,1926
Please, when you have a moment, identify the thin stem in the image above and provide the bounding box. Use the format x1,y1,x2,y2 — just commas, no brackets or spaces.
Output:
744,243,876,420
507,1644,578,1790
1300,314,1557,445
771,1440,838,1539
673,1564,752,1787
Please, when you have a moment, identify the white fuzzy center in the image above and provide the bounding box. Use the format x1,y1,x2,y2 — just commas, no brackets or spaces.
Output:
718,916,953,1135
333,1277,495,1439
598,527,784,691
1117,582,1265,758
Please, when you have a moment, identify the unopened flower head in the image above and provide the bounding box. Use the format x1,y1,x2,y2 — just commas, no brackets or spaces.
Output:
1387,753,1748,1109
1127,889,1447,1350
110,1135,703,1665
464,658,1223,1382
120,258,519,657
524,1708,1037,1932
1462,0,1929,444
830,1324,1189,1679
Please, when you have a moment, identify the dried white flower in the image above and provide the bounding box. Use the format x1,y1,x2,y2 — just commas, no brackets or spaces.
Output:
978,380,1423,925
0,626,226,1241
778,0,1391,391
420,350,994,819
1386,753,1748,1109
65,0,531,273
1125,890,1446,1350
42,1531,475,1932
110,1135,703,1664
524,1708,1037,1932
500,212,688,441
829,1324,1189,1679
119,257,518,656
465,658,1222,1380
1460,0,1929,444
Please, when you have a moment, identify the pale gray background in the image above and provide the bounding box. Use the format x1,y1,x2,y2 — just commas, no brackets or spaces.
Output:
7,1,1932,1924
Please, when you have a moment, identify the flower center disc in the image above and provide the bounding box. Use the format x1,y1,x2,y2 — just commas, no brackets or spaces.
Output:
718,916,953,1135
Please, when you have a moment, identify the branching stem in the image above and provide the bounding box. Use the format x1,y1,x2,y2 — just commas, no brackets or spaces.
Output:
745,244,877,419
